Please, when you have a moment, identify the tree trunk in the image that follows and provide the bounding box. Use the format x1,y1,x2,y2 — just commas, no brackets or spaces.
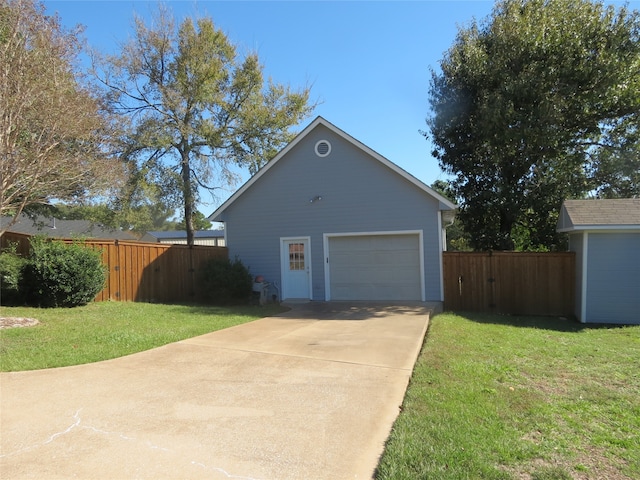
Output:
498,211,515,251
180,150,195,247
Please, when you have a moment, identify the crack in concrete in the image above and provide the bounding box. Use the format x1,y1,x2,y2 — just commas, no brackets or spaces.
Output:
1,410,263,480
1,409,83,458
43,408,82,445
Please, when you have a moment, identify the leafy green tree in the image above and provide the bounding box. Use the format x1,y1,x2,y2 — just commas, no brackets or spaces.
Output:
0,0,119,237
427,0,640,251
176,211,211,231
589,125,640,199
94,6,314,246
52,202,176,235
431,180,471,251
53,204,118,226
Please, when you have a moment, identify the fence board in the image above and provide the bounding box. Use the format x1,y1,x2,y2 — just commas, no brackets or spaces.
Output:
105,241,228,303
0,232,31,256
1,233,228,304
443,251,575,316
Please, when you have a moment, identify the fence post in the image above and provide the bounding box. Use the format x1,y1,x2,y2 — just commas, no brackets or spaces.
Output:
487,250,496,310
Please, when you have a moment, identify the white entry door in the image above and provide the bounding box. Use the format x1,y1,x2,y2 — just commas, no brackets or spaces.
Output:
281,237,312,300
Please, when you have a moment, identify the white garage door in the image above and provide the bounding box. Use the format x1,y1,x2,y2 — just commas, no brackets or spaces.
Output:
328,234,422,301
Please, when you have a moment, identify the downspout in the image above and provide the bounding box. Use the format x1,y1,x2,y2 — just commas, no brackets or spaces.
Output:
439,209,457,303
441,210,456,251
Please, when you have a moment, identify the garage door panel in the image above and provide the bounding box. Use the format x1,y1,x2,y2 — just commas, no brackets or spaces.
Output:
328,234,422,301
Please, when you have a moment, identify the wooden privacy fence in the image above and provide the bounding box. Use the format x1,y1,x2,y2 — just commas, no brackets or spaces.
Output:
1,231,31,256
89,240,228,303
443,251,575,316
1,232,228,303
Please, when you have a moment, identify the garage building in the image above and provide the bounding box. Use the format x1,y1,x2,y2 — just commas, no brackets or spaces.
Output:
209,117,456,303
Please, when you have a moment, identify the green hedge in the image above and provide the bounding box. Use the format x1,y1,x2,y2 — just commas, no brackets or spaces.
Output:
0,245,28,305
23,237,107,308
198,257,252,304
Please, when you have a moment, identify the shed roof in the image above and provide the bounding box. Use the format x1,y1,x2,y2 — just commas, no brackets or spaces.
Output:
209,116,457,222
557,199,640,232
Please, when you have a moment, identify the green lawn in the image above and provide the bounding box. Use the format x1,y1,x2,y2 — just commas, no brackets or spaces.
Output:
3,304,638,478
0,301,286,371
376,312,640,480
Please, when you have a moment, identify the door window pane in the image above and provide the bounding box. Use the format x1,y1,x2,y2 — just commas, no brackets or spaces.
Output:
289,243,305,270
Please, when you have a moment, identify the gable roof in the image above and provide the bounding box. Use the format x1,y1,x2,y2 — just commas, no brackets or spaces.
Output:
557,199,640,232
209,116,456,221
1,215,138,241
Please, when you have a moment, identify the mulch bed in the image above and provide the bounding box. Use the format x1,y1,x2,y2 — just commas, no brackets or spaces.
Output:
0,317,40,329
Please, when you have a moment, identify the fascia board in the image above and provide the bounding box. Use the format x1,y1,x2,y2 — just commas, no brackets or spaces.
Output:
558,225,640,233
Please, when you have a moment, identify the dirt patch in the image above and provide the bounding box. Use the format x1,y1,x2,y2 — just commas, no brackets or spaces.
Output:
500,448,632,480
0,317,40,329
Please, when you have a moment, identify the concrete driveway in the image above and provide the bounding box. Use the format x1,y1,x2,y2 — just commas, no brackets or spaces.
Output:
0,302,432,480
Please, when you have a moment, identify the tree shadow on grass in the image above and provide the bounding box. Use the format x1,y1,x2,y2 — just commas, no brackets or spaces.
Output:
157,302,288,318
448,310,634,333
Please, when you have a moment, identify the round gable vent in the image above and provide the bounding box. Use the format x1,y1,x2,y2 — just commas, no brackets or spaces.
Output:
315,140,331,157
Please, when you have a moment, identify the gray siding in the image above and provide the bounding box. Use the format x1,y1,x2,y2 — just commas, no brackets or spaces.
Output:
219,124,444,301
568,233,585,321
584,232,640,324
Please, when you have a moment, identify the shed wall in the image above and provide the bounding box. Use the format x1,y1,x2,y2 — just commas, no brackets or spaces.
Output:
568,233,585,321
584,232,640,324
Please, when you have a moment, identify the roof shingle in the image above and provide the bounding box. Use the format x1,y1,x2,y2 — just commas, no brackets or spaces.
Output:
1,215,138,241
558,199,640,231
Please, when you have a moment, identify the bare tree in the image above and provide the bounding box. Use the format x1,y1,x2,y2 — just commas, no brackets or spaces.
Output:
0,0,120,237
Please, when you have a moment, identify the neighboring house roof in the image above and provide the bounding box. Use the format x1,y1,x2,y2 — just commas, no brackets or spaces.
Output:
209,116,456,222
1,215,138,241
142,230,225,241
557,199,640,232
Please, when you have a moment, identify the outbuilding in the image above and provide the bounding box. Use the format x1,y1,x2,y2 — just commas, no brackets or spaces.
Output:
557,198,640,324
141,230,226,246
209,117,456,303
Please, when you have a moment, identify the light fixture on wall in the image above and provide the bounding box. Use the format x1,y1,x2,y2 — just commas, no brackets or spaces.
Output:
309,195,323,203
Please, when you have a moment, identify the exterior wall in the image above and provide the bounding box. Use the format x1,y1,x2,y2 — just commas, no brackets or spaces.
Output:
583,232,640,324
158,238,225,246
218,123,444,301
557,206,573,231
568,233,585,321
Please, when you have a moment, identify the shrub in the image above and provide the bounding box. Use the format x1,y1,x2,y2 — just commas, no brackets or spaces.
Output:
0,245,28,305
198,256,252,304
23,237,107,307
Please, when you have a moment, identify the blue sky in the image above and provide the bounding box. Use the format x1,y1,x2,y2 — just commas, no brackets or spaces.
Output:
43,0,497,211
42,0,636,215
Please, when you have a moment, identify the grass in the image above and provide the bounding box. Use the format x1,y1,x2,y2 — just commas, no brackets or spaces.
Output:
3,304,638,478
376,312,640,480
0,301,286,371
